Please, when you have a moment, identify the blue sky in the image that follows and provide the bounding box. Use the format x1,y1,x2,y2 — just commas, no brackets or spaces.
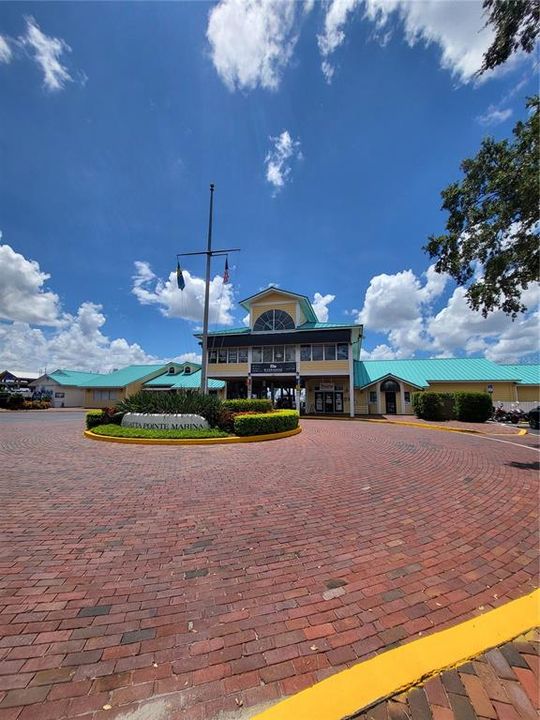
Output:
0,1,537,372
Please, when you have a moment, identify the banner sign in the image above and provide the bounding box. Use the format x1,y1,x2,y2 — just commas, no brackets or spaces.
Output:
121,413,209,430
251,362,296,375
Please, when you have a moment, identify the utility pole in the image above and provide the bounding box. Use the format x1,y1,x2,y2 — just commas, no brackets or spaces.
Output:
177,184,240,394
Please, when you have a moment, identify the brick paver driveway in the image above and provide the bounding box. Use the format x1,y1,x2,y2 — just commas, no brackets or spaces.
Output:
0,413,538,719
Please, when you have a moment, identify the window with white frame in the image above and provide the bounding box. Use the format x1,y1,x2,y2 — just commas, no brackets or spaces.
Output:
300,343,349,361
252,346,295,363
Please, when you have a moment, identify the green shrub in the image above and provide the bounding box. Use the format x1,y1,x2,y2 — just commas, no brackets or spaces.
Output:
0,392,10,408
223,399,272,413
412,392,444,420
117,391,224,428
90,424,230,439
233,410,299,436
86,410,105,429
454,392,492,423
412,392,456,421
7,394,24,410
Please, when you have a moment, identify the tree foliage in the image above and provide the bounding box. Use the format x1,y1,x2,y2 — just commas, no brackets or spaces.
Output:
425,96,539,317
480,0,539,73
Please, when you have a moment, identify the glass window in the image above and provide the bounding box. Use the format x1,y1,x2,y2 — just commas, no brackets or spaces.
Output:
369,391,377,403
208,350,217,364
263,346,273,362
337,343,349,359
109,391,117,400
285,346,295,361
252,347,262,362
274,346,284,362
300,345,311,361
311,345,323,361
273,309,295,330
228,348,237,363
238,348,248,363
324,344,336,360
184,367,191,375
218,349,227,364
404,391,410,403
253,309,295,331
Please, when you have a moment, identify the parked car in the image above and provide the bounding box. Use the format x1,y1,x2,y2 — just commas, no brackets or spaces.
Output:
528,406,540,430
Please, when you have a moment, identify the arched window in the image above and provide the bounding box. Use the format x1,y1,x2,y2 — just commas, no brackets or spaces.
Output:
184,367,191,375
380,379,400,392
253,309,295,332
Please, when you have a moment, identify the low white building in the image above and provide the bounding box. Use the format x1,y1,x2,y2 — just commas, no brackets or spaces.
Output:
31,369,102,408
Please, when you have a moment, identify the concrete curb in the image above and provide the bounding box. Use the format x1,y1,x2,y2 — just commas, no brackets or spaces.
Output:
251,589,540,720
83,426,302,446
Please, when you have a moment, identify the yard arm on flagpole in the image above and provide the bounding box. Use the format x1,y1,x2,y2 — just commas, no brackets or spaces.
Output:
176,185,240,395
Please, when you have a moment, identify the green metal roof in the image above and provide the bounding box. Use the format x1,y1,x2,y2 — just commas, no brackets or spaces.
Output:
40,369,104,387
205,327,251,337
145,369,224,390
354,358,522,389
83,365,170,388
298,321,360,330
499,364,540,385
204,321,359,337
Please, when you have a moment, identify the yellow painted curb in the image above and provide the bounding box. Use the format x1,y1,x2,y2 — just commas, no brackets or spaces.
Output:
304,415,527,437
252,589,540,720
83,426,302,446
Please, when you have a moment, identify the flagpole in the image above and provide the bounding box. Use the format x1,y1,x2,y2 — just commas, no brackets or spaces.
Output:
176,185,240,396
200,184,214,396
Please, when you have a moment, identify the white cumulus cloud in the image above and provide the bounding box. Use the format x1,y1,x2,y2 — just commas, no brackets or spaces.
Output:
311,292,335,322
265,130,302,194
0,241,177,373
207,0,300,91
20,16,72,91
0,241,61,325
357,263,539,363
131,260,236,325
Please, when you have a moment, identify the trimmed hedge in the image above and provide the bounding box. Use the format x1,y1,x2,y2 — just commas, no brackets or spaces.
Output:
90,424,230,439
454,392,493,423
233,410,299,436
413,391,492,423
223,399,272,413
85,408,124,429
413,392,453,420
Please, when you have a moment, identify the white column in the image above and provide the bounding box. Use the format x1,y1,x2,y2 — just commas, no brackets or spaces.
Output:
295,344,301,413
400,384,405,416
348,347,355,417
377,386,382,415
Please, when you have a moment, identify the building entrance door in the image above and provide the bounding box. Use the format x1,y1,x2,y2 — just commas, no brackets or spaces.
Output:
385,391,397,414
324,392,335,413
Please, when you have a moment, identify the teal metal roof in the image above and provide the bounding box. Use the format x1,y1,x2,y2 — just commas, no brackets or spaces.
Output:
145,369,224,390
83,365,168,388
205,327,251,337
354,358,522,389
46,369,105,387
298,321,360,330
499,364,540,385
204,321,358,337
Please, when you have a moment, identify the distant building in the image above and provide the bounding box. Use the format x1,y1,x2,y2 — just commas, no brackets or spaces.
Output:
0,370,41,388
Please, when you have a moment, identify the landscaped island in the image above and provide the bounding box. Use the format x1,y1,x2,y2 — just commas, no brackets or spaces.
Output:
85,392,300,442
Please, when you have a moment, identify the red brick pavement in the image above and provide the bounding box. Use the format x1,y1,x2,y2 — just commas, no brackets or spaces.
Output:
0,415,538,719
354,629,539,720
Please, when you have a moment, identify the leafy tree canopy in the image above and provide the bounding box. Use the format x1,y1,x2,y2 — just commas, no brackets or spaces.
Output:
480,0,539,73
425,96,539,317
